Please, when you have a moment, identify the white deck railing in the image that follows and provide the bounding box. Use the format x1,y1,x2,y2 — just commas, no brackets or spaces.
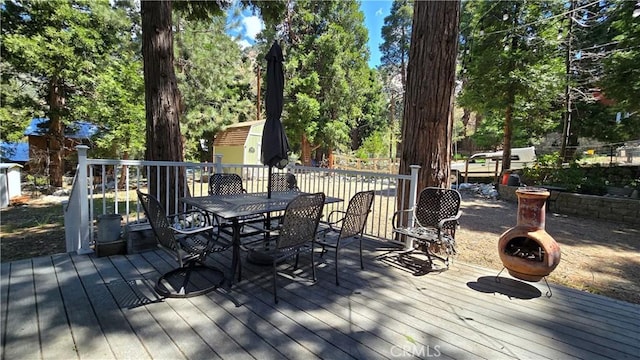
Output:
64,146,420,254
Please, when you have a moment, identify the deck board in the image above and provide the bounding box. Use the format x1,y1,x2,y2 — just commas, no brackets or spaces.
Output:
52,253,115,359
72,253,152,360
4,259,40,360
32,256,78,360
91,254,186,360
1,262,10,358
1,237,639,360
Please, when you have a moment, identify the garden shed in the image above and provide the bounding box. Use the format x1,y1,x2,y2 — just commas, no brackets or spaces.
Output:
0,163,23,208
213,120,265,165
25,117,100,174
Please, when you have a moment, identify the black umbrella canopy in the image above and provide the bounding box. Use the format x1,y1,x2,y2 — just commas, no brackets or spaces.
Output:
261,41,290,170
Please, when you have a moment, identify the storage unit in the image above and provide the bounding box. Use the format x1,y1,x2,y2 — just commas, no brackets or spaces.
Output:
0,163,23,208
213,120,265,166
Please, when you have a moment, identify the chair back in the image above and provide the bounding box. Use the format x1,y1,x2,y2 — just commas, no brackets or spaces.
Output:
270,173,299,192
209,173,244,195
414,187,461,231
340,190,375,239
137,190,178,252
277,193,325,249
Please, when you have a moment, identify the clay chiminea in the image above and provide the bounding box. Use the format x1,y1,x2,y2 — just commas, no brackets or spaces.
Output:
498,188,561,282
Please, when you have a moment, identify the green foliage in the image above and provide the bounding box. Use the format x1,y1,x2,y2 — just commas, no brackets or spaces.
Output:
281,0,385,154
1,0,143,159
522,155,639,195
355,129,389,159
459,1,565,149
174,16,254,162
602,1,640,114
380,0,412,89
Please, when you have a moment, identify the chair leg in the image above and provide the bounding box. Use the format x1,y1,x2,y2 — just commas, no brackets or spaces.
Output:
178,261,196,296
311,245,316,282
334,250,340,286
319,245,327,257
359,237,364,270
273,260,278,304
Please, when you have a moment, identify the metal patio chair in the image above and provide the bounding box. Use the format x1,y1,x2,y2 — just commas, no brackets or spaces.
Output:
269,172,300,192
317,190,375,285
137,190,231,298
208,173,265,239
245,192,325,303
392,187,461,271
208,173,246,196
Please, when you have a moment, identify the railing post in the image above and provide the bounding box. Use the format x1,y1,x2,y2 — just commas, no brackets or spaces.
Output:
406,164,421,250
214,154,223,173
76,145,93,254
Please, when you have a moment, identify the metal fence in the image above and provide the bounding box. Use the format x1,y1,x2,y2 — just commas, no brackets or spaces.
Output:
64,146,420,254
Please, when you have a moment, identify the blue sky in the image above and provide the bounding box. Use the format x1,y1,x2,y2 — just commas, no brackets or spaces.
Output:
360,0,393,68
227,1,392,68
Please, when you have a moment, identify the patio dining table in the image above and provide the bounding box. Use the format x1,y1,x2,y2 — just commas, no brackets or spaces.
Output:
180,191,342,286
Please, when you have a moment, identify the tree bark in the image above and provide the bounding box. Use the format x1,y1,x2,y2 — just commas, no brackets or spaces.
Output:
141,1,185,213
503,102,514,171
47,78,65,188
399,0,460,193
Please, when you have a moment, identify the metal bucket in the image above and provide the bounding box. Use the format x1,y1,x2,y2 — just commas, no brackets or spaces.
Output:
97,214,123,243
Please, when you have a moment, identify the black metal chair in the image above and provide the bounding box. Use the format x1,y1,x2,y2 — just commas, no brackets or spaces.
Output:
246,192,325,303
263,172,300,229
317,190,375,285
137,190,231,298
392,187,461,271
208,173,264,238
208,173,246,196
269,172,300,192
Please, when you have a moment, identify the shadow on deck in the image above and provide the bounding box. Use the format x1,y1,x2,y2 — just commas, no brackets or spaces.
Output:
2,238,638,359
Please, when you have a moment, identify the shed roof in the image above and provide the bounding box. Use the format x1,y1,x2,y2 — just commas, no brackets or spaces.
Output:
0,142,29,163
0,163,23,170
25,118,99,139
213,120,264,147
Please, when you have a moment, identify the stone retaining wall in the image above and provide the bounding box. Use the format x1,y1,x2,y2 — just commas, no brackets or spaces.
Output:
498,185,640,225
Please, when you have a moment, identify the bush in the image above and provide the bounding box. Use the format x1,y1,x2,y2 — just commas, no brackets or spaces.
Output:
521,159,639,195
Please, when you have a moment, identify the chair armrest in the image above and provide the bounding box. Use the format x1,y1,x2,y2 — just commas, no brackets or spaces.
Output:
323,210,346,232
392,208,413,230
170,225,214,235
437,210,462,230
168,209,211,231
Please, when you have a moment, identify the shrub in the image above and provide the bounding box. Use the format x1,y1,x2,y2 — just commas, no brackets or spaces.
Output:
521,159,639,195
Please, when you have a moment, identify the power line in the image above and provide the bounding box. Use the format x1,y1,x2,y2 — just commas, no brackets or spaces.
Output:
476,0,603,37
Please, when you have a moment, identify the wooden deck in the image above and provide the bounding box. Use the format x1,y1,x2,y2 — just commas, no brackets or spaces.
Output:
2,238,639,360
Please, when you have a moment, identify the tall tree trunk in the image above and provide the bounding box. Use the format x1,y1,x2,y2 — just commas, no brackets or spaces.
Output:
141,1,185,213
301,134,311,166
399,0,460,195
503,102,514,171
502,2,520,173
47,79,65,188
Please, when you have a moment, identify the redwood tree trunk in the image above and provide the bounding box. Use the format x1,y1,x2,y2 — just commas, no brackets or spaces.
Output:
503,102,514,171
47,79,65,188
399,0,460,194
141,1,185,213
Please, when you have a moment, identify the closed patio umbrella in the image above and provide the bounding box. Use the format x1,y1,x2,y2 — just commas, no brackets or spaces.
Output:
262,41,290,198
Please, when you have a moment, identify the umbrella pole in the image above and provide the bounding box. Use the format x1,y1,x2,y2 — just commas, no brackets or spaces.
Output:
265,166,273,244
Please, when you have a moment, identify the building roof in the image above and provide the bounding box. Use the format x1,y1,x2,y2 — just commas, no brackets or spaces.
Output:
0,142,29,163
0,163,23,170
24,117,99,139
213,120,264,147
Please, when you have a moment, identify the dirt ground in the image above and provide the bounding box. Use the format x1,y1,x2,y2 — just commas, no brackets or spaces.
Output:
455,190,640,305
1,191,639,304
